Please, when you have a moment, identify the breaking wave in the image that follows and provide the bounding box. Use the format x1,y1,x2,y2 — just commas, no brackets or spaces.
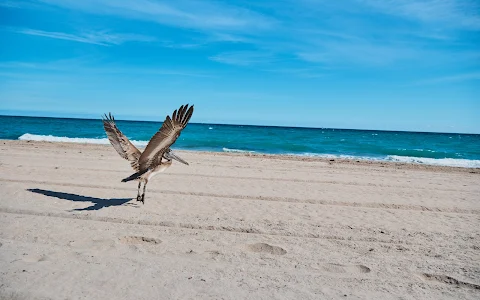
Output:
222,147,255,153
386,155,480,168
18,133,149,147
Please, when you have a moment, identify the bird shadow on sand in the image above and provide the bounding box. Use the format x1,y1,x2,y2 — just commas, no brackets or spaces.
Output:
27,188,138,211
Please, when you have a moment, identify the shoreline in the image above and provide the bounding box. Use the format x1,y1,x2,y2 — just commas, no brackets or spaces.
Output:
3,139,479,173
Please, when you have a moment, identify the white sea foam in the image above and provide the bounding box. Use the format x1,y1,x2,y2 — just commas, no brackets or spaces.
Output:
293,153,479,168
412,149,436,152
18,133,149,147
294,153,382,161
387,155,480,168
222,147,255,153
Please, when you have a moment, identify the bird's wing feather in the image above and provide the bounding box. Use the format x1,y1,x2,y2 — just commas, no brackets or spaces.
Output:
138,104,194,171
102,113,142,171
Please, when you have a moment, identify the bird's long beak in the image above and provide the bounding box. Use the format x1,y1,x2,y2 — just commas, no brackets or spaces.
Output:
167,151,189,165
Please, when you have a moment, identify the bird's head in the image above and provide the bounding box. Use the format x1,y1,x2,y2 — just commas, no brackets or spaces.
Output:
163,149,189,165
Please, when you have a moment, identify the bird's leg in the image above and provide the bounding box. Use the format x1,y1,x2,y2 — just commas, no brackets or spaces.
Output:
136,181,142,202
140,179,148,204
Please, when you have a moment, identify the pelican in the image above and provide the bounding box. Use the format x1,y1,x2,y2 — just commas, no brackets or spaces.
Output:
102,104,194,203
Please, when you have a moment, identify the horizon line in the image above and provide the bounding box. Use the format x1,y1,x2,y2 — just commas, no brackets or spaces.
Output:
0,113,478,136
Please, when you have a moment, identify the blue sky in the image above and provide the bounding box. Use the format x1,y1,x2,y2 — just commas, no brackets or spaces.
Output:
0,0,479,133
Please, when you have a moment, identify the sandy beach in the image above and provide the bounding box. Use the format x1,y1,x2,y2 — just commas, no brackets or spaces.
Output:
0,140,479,299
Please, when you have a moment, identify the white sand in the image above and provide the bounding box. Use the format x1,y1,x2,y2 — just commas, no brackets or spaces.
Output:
0,140,479,300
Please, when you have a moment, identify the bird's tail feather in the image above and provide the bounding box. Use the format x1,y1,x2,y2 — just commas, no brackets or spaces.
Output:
122,169,148,182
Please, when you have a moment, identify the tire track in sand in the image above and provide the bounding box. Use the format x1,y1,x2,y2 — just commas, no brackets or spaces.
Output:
0,208,470,248
1,178,478,215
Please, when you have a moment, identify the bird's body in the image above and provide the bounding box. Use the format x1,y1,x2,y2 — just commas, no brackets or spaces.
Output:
102,104,194,203
141,159,172,182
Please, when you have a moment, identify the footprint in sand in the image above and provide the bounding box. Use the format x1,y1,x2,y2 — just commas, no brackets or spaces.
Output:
247,243,287,255
69,238,116,251
319,263,371,274
417,273,480,290
22,254,48,263
119,236,162,245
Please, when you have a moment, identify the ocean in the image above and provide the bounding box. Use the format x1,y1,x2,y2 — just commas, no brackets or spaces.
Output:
1,115,479,168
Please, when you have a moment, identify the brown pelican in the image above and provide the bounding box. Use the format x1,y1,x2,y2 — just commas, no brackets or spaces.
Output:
102,104,194,203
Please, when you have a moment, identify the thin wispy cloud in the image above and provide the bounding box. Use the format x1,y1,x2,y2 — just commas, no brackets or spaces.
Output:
38,0,275,32
0,1,35,8
297,40,421,66
417,72,480,85
262,67,327,78
10,28,155,46
0,58,214,78
357,0,480,30
160,41,204,49
0,1,18,8
209,51,274,66
209,33,252,43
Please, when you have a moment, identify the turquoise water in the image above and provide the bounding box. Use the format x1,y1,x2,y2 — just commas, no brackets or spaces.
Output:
1,115,479,167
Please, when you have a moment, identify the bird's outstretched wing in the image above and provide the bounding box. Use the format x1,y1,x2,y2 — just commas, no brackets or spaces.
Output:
138,104,194,171
102,113,142,171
